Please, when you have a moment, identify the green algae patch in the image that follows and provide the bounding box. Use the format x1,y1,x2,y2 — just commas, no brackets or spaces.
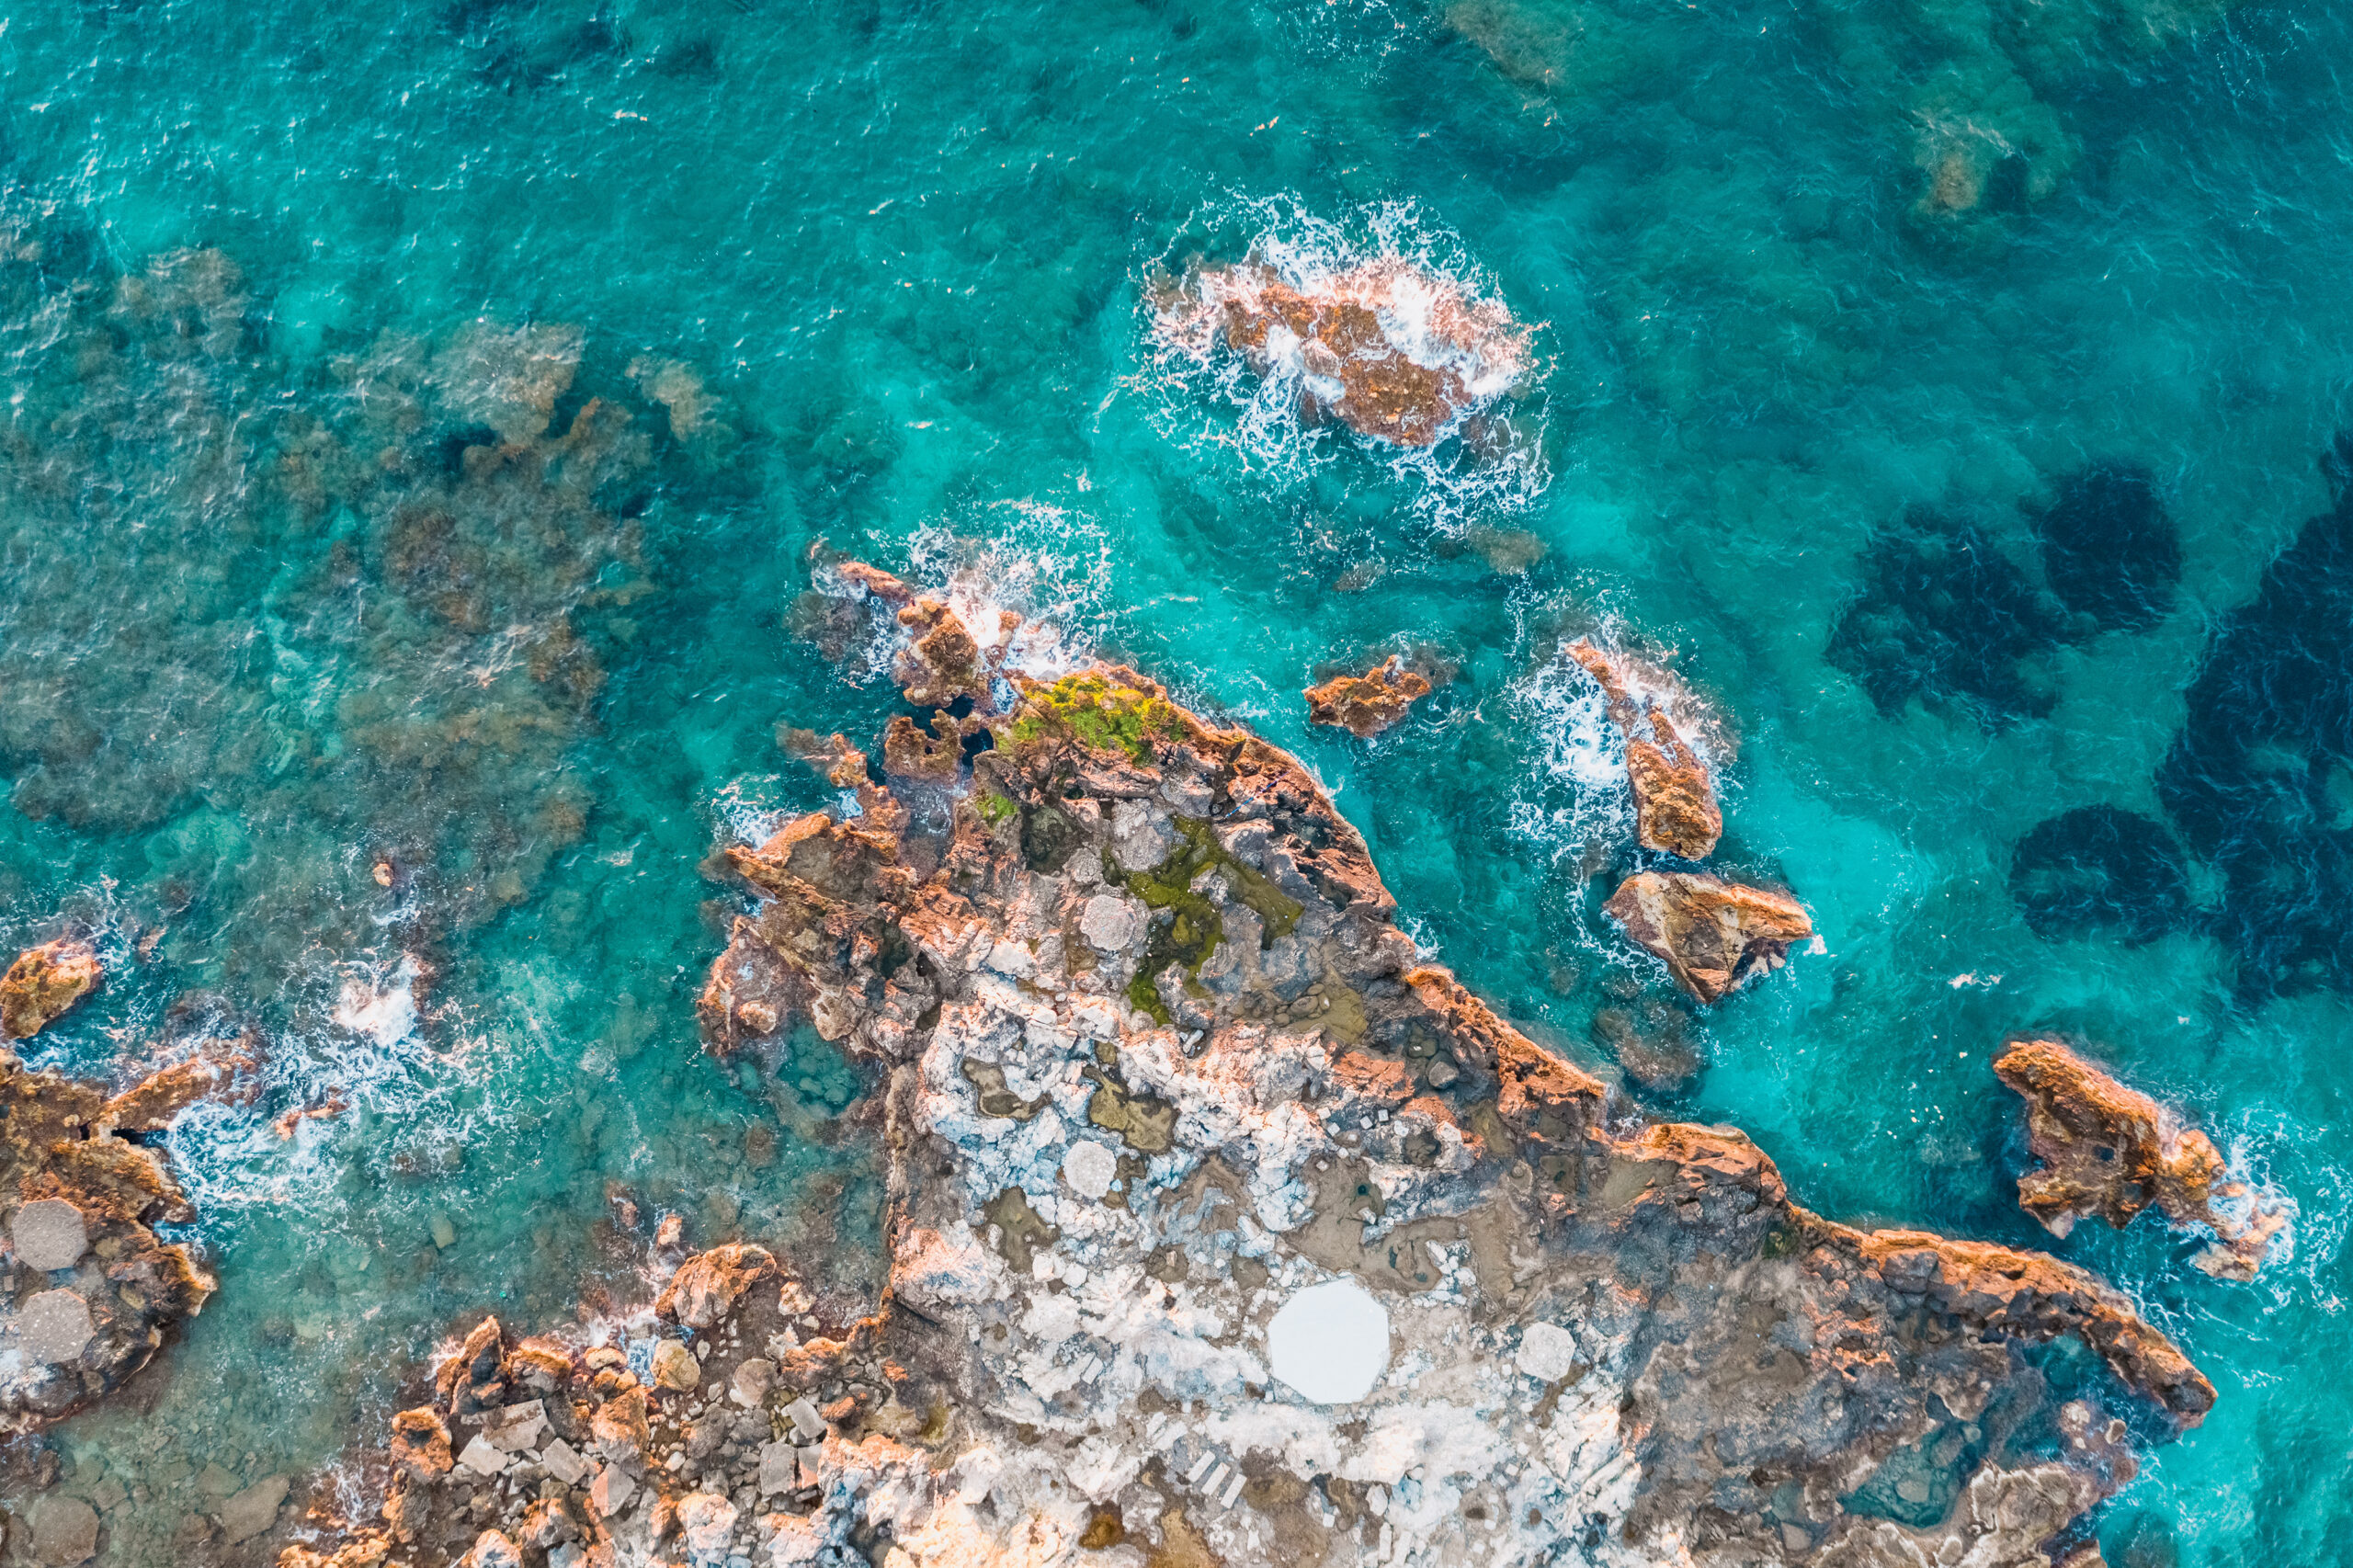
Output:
983,1186,1059,1272
1109,816,1304,1024
973,789,1019,828
1007,672,1185,763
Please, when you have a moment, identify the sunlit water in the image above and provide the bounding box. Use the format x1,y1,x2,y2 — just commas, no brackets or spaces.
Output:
0,0,2347,1560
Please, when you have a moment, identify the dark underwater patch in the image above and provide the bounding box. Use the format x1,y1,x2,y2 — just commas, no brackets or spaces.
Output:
1826,506,2069,732
2153,435,2353,995
2009,805,2189,944
2029,462,2181,632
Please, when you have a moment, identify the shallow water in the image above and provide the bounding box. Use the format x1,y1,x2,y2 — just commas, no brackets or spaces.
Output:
1,0,2350,1560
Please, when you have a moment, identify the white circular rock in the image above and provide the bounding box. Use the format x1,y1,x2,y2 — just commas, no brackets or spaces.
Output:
1079,893,1141,953
11,1199,86,1272
19,1289,93,1365
1062,1141,1119,1200
1267,1278,1390,1404
1516,1321,1580,1382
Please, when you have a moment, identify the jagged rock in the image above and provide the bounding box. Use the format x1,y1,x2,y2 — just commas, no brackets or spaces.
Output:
654,1242,776,1328
649,1340,699,1391
0,1053,215,1430
388,1407,452,1477
1605,869,1813,1003
0,940,100,1040
1995,1037,2287,1280
1303,654,1434,739
294,570,2211,1568
1151,258,1530,446
100,1023,264,1134
1565,641,1722,858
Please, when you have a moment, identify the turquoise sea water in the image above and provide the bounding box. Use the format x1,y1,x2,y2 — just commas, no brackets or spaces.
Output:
2,0,2350,1560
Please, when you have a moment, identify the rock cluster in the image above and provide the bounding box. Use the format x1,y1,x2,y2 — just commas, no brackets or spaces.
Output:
1564,641,1722,860
278,1244,920,1568
1150,258,1530,447
299,568,2213,1568
1564,641,1812,1005
1302,656,1432,739
1994,1038,2287,1281
0,940,101,1040
0,1051,221,1432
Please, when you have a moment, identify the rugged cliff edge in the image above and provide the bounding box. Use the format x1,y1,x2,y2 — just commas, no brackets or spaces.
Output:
290,573,2206,1568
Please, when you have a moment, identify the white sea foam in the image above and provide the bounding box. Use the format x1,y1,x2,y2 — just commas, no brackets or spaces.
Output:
1133,195,1552,532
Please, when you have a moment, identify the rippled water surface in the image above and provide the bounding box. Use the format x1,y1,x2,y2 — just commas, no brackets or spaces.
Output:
2,0,2350,1560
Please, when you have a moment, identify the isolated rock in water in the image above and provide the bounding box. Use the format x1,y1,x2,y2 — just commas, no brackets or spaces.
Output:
0,939,100,1040
1153,256,1530,446
27,1494,98,1566
1606,869,1813,1003
1995,1037,2287,1280
0,1051,216,1431
295,574,2211,1568
1566,640,1723,858
1303,654,1433,738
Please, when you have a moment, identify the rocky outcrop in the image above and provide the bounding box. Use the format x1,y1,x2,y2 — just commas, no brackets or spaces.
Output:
1605,869,1814,1005
1150,258,1530,446
1995,1038,2287,1281
1566,641,1723,859
0,939,100,1040
0,1052,218,1431
293,571,2206,1568
1303,655,1433,738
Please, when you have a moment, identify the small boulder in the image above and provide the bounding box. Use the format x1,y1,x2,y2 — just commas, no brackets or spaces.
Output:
389,1407,452,1477
676,1492,739,1558
0,940,100,1040
27,1494,98,1565
1303,656,1433,740
1604,871,1812,1004
218,1473,289,1544
650,1339,700,1392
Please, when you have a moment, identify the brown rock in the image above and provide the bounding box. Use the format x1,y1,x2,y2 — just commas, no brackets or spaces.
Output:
1303,656,1433,739
219,1473,289,1544
0,940,99,1040
1565,641,1722,858
1995,1038,2287,1280
26,1494,97,1565
655,1244,778,1328
101,1028,264,1134
1151,259,1530,447
389,1407,453,1477
1604,870,1813,1004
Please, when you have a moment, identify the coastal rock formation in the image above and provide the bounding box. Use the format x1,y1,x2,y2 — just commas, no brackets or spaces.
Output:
0,939,101,1040
1150,257,1530,446
295,569,2211,1568
1994,1038,2286,1281
1605,870,1814,1005
1565,641,1722,859
1303,655,1433,739
0,1051,218,1431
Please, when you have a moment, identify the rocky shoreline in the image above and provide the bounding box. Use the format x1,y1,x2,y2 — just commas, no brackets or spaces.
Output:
276,570,2211,1568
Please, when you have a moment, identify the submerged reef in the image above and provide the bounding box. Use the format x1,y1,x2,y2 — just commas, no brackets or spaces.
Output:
2007,807,2191,946
2152,435,2353,996
1827,507,2070,733
294,571,2212,1568
1302,656,1433,740
2027,465,2181,634
1994,1038,2285,1282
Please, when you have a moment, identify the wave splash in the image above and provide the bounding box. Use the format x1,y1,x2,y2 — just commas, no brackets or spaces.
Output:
1138,198,1552,530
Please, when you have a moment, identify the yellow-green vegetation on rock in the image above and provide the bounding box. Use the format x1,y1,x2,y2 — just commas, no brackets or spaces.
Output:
972,789,1020,828
1008,672,1186,764
1109,817,1303,1023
